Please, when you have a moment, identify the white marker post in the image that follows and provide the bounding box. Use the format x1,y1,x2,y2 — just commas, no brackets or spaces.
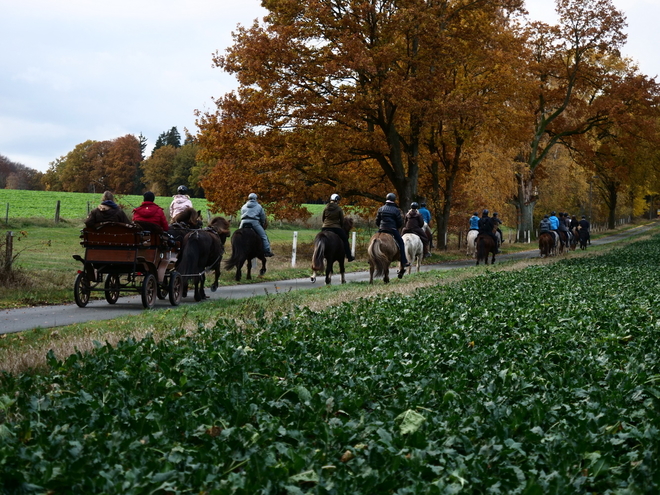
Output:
351,231,357,258
292,231,298,267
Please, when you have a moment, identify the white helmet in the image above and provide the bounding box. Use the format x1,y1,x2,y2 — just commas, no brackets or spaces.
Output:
330,193,341,202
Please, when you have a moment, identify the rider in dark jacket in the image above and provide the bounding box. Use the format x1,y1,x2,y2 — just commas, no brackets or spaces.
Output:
478,209,499,253
402,202,429,257
376,193,409,267
85,191,130,227
321,193,354,261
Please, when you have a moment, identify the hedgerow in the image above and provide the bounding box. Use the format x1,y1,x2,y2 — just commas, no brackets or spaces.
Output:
1,238,659,493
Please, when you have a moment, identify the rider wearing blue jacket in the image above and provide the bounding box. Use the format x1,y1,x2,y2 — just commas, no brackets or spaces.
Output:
469,212,480,230
549,212,559,231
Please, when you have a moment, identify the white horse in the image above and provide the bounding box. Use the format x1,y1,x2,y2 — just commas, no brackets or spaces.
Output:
403,233,424,274
466,230,478,258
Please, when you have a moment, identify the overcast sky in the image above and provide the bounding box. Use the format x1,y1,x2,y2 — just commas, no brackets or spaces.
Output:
1,0,658,173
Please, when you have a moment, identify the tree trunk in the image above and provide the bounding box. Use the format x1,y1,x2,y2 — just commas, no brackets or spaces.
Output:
511,171,538,241
607,184,618,229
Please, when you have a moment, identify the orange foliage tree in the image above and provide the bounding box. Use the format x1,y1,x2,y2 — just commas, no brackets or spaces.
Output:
197,0,528,228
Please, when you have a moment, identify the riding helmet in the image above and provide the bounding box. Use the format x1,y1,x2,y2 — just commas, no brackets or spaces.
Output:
420,202,427,207
248,193,258,200
386,193,396,202
177,185,188,195
330,193,341,202
473,212,479,216
411,202,419,210
551,211,556,216
493,212,499,216
482,209,489,215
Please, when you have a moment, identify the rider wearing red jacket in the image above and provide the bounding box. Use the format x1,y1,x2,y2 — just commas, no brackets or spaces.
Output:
132,191,169,232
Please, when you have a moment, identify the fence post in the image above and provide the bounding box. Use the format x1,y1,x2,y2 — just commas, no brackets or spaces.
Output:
458,230,462,250
54,200,61,224
87,201,91,215
4,231,14,272
351,231,357,258
291,231,298,267
5,203,8,225
207,210,212,224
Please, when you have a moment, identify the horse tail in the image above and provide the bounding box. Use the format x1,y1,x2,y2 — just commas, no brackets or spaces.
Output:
224,232,244,271
368,237,390,277
177,231,199,277
312,235,326,272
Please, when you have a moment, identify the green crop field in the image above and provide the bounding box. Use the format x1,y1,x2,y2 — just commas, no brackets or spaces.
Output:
1,236,659,492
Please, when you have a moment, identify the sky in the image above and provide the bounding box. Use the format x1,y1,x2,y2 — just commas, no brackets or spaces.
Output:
1,0,659,173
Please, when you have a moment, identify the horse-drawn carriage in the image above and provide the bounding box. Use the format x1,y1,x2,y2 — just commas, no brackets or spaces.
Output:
72,222,183,309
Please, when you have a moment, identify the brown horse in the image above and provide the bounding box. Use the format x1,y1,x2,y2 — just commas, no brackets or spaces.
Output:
311,217,354,285
475,234,496,265
176,216,230,301
224,226,267,281
367,232,404,284
171,207,203,229
538,232,555,258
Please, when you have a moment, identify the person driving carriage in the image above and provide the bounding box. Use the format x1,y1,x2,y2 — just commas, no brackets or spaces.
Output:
239,193,274,257
321,193,354,262
376,193,410,268
85,191,130,228
169,185,193,220
402,202,430,258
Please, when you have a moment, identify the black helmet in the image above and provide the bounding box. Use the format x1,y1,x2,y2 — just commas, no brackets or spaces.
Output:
473,212,479,216
420,202,427,207
482,209,489,216
177,185,187,195
493,212,499,216
551,211,556,216
411,202,419,210
386,193,396,202
544,214,549,218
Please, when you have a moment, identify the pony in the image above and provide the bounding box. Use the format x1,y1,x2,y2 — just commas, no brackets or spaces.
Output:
538,232,556,258
311,217,354,285
224,225,267,281
176,217,230,301
578,226,589,250
475,234,497,265
171,207,203,229
367,232,404,284
402,233,424,274
423,222,434,249
466,230,478,258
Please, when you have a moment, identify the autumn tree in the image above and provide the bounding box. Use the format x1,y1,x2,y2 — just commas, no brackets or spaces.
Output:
511,0,627,236
197,0,527,221
141,145,178,196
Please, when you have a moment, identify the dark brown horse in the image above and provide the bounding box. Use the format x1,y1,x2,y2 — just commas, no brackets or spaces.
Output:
176,217,230,301
311,218,354,285
171,207,203,229
475,234,496,265
538,232,555,258
224,226,267,281
367,232,404,284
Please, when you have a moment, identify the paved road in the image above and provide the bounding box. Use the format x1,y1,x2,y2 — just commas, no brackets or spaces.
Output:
1,223,655,334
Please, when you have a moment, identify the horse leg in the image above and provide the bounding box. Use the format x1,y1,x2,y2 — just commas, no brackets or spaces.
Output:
325,260,332,285
369,264,375,284
235,261,243,282
246,258,252,280
259,257,267,276
339,258,346,284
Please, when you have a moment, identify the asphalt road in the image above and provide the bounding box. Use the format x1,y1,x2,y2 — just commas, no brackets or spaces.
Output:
1,223,655,335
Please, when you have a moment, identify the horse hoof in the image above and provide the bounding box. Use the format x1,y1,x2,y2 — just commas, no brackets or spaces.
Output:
311,277,316,283
260,269,267,276
211,284,218,292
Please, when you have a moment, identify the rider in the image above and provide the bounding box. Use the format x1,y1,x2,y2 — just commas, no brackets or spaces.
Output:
539,214,552,233
376,193,409,268
169,185,193,220
402,202,430,258
469,211,480,231
132,191,169,232
492,212,504,246
321,193,354,262
85,190,130,227
239,193,274,257
478,209,499,253
557,212,571,247
579,215,591,244
418,202,433,249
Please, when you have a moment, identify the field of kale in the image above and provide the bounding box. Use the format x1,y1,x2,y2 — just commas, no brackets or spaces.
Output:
1,236,659,493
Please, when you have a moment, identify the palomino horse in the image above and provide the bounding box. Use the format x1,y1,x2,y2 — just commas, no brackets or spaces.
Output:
176,216,230,301
224,226,267,281
466,230,478,258
538,232,556,258
367,232,404,284
311,218,354,285
402,233,424,274
423,222,433,249
475,234,497,265
171,207,203,229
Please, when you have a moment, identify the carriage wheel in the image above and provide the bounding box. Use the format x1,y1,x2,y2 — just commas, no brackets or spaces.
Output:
74,272,90,308
104,274,120,305
141,273,157,309
168,272,183,307
156,285,167,300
